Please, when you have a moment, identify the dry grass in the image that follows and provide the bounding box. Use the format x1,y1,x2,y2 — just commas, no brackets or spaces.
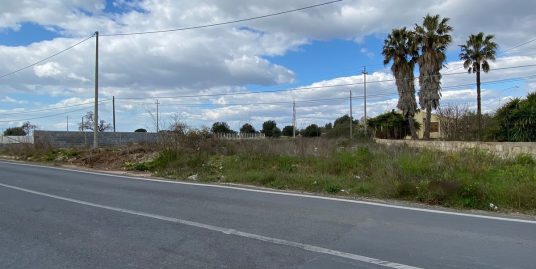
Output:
2,134,535,213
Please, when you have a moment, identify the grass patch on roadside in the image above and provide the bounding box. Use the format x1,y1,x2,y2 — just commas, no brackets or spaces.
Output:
2,138,535,213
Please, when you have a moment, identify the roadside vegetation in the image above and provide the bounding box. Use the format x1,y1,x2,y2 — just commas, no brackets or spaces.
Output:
2,135,535,214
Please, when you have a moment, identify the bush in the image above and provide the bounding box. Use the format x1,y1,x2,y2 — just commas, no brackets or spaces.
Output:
4,127,26,136
134,128,147,132
261,120,281,137
368,110,418,139
495,92,536,141
301,124,321,137
282,125,295,137
211,122,234,134
240,123,256,134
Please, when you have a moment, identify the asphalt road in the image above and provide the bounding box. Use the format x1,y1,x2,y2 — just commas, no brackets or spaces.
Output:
0,160,535,269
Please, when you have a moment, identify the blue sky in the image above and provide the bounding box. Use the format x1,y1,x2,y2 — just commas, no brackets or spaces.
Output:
0,0,535,132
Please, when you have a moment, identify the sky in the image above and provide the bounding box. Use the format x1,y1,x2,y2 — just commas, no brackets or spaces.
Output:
0,0,535,133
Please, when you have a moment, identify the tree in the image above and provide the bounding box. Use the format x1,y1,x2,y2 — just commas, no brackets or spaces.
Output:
382,27,420,139
21,121,37,136
134,128,147,132
79,111,112,132
240,123,256,133
495,92,536,142
334,114,357,127
282,125,295,137
211,122,233,134
415,14,453,140
261,120,281,137
459,32,497,135
368,110,420,139
326,115,358,138
3,127,26,136
301,124,321,137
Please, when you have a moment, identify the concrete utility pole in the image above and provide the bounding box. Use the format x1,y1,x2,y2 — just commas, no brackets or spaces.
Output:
156,99,160,133
113,96,116,132
66,116,69,131
93,31,99,149
349,90,353,139
292,100,296,138
362,66,368,134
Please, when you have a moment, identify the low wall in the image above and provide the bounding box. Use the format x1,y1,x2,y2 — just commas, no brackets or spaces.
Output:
0,136,34,144
34,131,159,148
375,139,536,159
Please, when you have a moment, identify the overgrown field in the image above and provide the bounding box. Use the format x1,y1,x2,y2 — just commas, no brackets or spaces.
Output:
2,136,535,213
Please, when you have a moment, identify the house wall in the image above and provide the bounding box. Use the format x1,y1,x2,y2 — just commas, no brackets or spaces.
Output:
410,111,441,139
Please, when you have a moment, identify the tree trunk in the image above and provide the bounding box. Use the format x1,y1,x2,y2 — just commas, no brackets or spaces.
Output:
408,117,418,140
424,104,432,140
476,68,482,139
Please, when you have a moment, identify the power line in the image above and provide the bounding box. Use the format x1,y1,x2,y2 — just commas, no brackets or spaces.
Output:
0,34,95,80
0,99,111,116
2,64,534,118
114,64,536,100
0,105,96,123
110,72,535,108
100,1,342,37
501,37,536,54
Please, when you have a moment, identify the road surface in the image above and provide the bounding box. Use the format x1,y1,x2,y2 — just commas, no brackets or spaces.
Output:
0,160,535,268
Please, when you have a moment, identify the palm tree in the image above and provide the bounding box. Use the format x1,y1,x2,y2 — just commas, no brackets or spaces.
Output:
415,14,453,140
459,32,497,135
382,27,419,139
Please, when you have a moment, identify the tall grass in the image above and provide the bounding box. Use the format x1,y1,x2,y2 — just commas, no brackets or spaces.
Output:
2,135,535,213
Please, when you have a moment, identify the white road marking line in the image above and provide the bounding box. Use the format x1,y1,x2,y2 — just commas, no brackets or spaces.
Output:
0,182,421,269
1,160,536,224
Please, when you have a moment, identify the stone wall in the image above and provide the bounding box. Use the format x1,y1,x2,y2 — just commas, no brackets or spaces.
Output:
34,131,159,148
375,139,536,159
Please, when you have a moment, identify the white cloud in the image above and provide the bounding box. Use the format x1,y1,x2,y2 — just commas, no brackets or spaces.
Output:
33,62,63,77
1,96,27,104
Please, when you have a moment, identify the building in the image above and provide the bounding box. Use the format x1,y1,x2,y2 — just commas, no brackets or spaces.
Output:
408,111,442,139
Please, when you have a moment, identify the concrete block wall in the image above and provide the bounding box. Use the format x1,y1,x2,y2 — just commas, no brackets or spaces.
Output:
34,131,159,148
0,136,34,144
375,139,536,159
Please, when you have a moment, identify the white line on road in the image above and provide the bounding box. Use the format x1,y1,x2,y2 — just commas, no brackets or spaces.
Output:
0,182,421,269
1,160,536,224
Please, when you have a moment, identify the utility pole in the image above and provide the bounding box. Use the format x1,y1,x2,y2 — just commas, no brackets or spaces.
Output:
362,66,368,134
349,90,353,139
113,96,116,132
66,116,69,131
292,100,296,138
81,117,84,132
93,31,99,149
156,99,160,133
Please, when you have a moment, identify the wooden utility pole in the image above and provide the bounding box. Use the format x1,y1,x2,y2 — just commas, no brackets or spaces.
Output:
349,90,353,139
93,31,99,149
292,100,296,138
113,96,116,132
363,66,368,134
156,99,160,133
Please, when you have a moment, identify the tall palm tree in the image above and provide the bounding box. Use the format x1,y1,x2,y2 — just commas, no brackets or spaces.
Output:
459,32,497,135
415,14,453,140
382,27,419,139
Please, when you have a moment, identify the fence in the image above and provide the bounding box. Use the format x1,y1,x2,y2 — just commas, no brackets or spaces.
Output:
0,136,34,144
375,138,536,159
213,132,266,140
34,131,159,148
